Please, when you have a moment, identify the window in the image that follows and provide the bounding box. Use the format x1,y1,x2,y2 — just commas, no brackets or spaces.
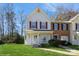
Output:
53,24,59,30
34,35,37,39
40,22,47,29
43,37,46,42
29,21,37,29
74,34,79,40
76,23,79,31
61,24,68,30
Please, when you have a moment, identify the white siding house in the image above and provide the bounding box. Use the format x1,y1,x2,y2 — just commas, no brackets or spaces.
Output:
25,8,79,45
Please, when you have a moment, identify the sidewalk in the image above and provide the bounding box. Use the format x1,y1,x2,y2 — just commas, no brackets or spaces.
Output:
39,48,79,56
59,45,79,55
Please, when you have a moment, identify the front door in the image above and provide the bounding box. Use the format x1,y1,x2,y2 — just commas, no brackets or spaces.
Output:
53,35,58,40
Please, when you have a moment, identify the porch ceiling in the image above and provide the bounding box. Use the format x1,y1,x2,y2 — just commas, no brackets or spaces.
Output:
26,30,53,34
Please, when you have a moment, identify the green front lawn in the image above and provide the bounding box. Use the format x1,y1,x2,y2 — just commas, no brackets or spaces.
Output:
68,45,79,50
0,44,68,56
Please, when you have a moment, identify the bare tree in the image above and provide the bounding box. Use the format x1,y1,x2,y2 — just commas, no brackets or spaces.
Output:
0,5,5,40
19,10,26,36
55,4,78,20
5,4,16,42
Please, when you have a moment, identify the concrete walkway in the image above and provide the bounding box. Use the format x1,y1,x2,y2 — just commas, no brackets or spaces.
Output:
59,45,79,55
39,48,79,56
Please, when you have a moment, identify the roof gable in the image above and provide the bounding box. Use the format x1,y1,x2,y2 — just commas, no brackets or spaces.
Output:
27,7,50,21
69,14,79,22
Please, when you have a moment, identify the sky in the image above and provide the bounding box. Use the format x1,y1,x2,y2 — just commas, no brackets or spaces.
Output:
0,3,79,17
12,3,79,17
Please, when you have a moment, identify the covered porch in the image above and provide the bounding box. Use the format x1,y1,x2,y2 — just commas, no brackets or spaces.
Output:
25,30,53,45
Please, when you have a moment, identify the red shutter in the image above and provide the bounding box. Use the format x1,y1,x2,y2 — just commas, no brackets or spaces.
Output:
53,23,54,30
66,24,68,30
76,23,77,30
29,21,31,29
36,21,37,29
40,22,41,29
61,24,63,30
58,24,59,30
46,22,48,29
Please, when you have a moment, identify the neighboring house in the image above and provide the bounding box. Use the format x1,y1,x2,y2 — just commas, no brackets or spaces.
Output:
25,8,79,45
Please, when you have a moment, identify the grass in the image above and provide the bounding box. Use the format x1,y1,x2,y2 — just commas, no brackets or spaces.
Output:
68,45,79,50
0,44,68,56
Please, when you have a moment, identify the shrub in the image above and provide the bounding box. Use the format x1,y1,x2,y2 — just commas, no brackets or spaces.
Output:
15,35,24,44
48,39,72,47
48,39,62,47
1,33,18,43
48,39,55,46
61,41,72,46
51,40,61,47
40,43,49,48
67,42,72,46
1,32,24,44
60,40,67,46
32,44,41,48
0,40,4,44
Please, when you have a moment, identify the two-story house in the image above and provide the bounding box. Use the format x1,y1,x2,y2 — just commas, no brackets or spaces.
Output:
25,8,79,45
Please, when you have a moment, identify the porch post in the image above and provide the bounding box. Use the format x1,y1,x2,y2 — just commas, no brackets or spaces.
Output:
30,33,32,45
37,33,40,45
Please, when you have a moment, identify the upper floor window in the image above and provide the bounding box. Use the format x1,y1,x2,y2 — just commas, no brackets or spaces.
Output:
40,22,47,29
76,23,79,31
53,23,59,30
29,21,37,29
61,24,68,30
